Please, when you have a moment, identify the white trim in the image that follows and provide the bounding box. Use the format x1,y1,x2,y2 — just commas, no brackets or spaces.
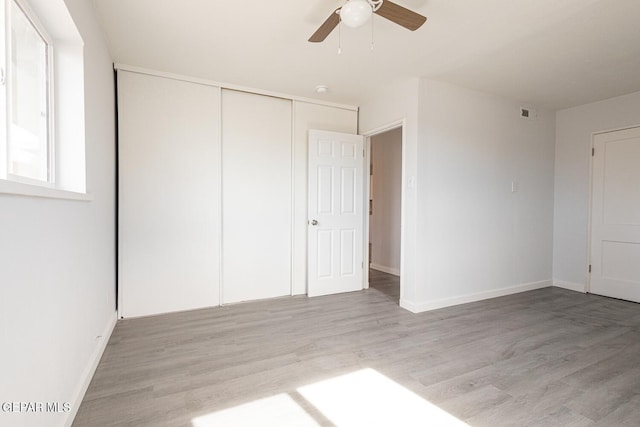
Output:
361,120,405,138
13,0,53,44
114,64,359,112
0,179,91,200
593,124,640,136
217,86,224,306
363,136,371,289
64,313,117,427
6,172,54,187
0,1,7,179
586,131,595,293
400,280,552,313
290,101,296,296
553,280,586,293
370,263,400,277
116,68,124,319
46,30,55,184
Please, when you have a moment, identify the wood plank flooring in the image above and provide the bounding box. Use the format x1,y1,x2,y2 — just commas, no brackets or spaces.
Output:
74,271,640,426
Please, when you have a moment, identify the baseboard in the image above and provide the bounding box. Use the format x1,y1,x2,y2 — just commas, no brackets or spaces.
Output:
370,263,400,277
553,280,586,293
400,280,552,314
63,312,117,427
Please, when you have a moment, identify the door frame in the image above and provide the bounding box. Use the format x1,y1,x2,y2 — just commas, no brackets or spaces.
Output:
587,124,640,295
362,120,406,298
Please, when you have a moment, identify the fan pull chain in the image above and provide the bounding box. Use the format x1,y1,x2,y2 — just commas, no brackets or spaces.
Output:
338,16,342,54
371,13,375,50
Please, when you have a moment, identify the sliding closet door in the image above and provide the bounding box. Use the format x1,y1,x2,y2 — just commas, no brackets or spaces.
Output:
222,90,292,303
118,71,220,318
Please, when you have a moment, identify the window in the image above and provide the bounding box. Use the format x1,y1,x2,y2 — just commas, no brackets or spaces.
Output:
1,0,53,185
0,0,87,199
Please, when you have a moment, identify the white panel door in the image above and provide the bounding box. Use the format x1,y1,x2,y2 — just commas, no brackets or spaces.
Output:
222,90,292,304
308,130,364,297
590,126,640,302
118,71,220,318
291,102,358,295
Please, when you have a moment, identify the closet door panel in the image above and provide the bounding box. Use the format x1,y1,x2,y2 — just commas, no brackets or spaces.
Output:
118,71,220,318
222,90,292,303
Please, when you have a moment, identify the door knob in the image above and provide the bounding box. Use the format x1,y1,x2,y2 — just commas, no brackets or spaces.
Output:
311,219,318,226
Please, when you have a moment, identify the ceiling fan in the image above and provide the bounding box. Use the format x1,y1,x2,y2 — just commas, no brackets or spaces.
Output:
309,0,427,43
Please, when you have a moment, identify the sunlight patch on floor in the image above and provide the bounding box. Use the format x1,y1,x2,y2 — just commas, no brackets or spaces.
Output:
297,368,469,427
191,393,320,427
192,368,469,426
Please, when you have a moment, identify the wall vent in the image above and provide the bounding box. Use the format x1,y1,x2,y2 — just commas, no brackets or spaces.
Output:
520,106,537,119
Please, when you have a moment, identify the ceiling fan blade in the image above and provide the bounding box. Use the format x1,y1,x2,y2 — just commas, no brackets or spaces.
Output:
375,1,426,31
309,9,341,42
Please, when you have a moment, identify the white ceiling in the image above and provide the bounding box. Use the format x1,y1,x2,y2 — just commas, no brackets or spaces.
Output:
90,0,640,110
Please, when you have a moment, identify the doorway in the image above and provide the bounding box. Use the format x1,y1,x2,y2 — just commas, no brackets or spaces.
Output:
367,126,403,301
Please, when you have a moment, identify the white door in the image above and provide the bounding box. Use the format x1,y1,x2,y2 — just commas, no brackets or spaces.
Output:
308,130,364,297
222,90,292,304
118,71,220,318
590,126,640,302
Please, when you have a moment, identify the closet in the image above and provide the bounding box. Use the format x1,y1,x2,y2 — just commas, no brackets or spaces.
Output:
117,68,357,318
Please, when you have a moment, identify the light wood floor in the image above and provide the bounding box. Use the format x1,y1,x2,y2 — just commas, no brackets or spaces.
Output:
74,271,640,426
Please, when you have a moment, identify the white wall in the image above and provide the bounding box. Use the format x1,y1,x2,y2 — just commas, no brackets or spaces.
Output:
370,127,402,275
553,90,640,291
360,78,556,312
415,79,555,310
0,1,115,427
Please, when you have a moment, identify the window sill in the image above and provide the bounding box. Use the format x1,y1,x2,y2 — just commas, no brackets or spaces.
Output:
0,179,92,201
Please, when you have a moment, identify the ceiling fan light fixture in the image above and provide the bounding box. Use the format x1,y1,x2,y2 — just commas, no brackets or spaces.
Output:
339,0,373,28
308,0,426,44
